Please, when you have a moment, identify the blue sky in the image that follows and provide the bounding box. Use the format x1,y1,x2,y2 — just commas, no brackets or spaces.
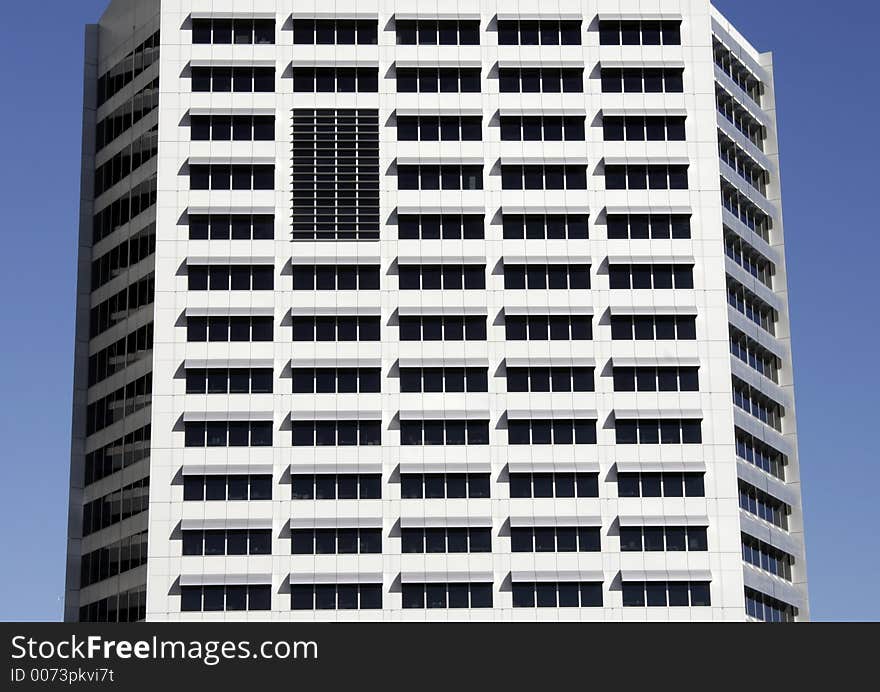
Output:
0,0,876,621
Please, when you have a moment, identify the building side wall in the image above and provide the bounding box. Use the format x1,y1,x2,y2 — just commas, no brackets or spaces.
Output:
65,0,161,622
712,7,809,620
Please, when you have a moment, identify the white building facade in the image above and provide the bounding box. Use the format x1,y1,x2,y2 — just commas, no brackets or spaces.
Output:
65,0,808,622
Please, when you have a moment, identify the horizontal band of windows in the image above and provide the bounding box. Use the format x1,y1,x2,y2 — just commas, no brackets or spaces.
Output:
181,585,270,612
189,214,275,240
503,264,590,290
618,472,705,498
722,179,771,240
607,213,690,239
398,213,485,240
185,368,273,395
82,476,149,537
513,581,602,607
397,116,481,141
508,419,596,445
730,326,782,383
292,421,381,447
84,425,150,486
184,421,273,447
399,264,485,290
80,588,145,623
512,527,600,553
291,474,381,500
186,317,273,343
621,526,707,552
292,317,380,342
292,529,381,555
499,68,583,93
605,165,688,190
713,37,764,105
600,68,683,94
505,315,592,341
88,323,153,388
189,165,273,190
184,475,272,501
502,214,588,240
507,367,594,393
736,428,786,480
622,581,710,607
86,373,152,436
400,367,487,393
97,31,159,107
96,78,159,152
728,283,777,335
739,481,790,529
291,584,381,610
615,419,702,445
733,376,784,431
93,177,156,244
742,533,793,581
183,529,271,556
598,20,681,46
293,68,378,92
91,224,155,292
397,165,483,190
719,133,768,195
603,116,685,142
402,583,492,609
510,472,598,498
498,20,582,45
191,115,274,142
401,420,489,446
500,115,585,141
292,368,381,394
187,265,273,291
293,19,377,45
725,231,774,289
95,127,157,197
501,165,587,190
610,315,696,341
402,528,490,554
192,18,275,45
396,20,480,45
400,316,485,342
292,265,379,290
191,67,274,93
401,473,489,499
89,273,154,339
396,68,480,93
612,367,699,392
717,86,766,151
745,587,796,622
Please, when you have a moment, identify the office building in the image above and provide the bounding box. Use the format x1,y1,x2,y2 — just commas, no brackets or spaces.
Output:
65,0,808,622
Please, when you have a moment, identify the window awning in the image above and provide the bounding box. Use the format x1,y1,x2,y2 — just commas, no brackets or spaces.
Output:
288,572,383,584
620,569,712,582
289,516,382,529
179,573,271,586
399,516,492,529
509,515,602,527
